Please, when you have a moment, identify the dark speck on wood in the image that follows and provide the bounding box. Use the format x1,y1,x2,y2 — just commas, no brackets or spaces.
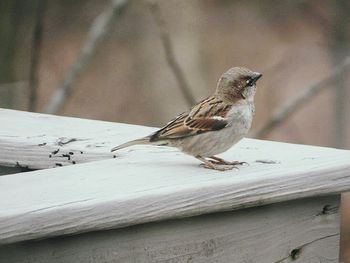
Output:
316,204,339,216
52,149,60,155
38,142,47,146
55,163,63,167
69,152,74,155
62,154,71,160
255,159,280,164
72,161,76,164
57,138,79,146
80,151,83,154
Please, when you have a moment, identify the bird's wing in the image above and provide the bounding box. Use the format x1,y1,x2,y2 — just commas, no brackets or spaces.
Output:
150,96,232,141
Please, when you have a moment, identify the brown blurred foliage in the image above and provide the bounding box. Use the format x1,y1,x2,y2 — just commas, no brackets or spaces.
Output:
1,0,350,260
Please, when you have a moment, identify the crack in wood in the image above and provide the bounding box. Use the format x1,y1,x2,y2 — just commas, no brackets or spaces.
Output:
316,204,339,216
255,159,280,164
57,138,79,146
27,199,95,214
290,247,301,260
274,233,340,262
56,137,87,146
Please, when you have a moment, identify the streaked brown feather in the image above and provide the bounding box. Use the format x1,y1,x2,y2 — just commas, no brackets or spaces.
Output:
150,96,232,141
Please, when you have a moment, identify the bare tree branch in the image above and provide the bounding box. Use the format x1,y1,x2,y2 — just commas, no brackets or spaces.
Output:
148,1,196,106
44,0,129,114
251,56,350,139
28,0,47,112
331,0,349,148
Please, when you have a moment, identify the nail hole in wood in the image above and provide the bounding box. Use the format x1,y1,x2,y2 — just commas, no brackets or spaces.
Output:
290,248,301,260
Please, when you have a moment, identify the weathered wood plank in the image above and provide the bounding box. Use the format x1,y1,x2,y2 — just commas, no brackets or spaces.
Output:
0,136,349,245
1,107,350,172
0,108,154,169
0,196,340,263
0,108,350,247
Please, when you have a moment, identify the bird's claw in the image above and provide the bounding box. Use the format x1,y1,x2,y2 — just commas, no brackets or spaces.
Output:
208,158,247,166
200,163,239,171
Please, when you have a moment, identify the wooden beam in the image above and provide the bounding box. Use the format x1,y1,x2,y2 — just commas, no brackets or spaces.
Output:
0,109,155,169
0,108,350,250
0,195,340,263
0,107,350,244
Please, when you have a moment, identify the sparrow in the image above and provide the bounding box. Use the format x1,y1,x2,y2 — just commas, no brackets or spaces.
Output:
111,67,262,171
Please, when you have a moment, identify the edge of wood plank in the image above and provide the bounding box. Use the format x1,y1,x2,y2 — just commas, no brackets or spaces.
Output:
1,108,350,245
0,155,350,245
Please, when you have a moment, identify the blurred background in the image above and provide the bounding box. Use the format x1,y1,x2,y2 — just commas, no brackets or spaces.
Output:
1,0,350,260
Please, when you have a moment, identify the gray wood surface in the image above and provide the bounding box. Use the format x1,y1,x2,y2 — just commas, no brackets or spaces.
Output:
0,195,340,263
0,108,145,169
1,110,350,245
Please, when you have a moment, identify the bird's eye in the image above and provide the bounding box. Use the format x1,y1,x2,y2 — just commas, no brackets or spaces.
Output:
246,79,254,86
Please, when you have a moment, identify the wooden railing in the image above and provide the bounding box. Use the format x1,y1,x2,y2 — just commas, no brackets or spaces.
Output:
0,108,350,262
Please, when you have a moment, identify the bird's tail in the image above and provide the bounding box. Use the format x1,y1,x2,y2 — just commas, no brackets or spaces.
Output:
111,137,151,152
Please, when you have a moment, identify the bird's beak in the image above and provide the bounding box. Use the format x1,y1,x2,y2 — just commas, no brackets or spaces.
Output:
253,72,262,83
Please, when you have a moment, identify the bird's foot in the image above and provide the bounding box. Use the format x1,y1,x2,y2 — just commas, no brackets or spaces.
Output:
200,163,237,171
209,156,247,166
196,155,242,171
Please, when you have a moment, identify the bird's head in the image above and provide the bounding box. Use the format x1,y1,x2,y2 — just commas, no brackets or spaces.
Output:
216,67,262,103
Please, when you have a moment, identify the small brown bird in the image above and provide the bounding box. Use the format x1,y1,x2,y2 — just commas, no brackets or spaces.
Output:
111,67,262,171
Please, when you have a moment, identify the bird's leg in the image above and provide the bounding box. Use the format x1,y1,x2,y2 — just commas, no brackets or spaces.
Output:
195,156,235,171
209,156,247,166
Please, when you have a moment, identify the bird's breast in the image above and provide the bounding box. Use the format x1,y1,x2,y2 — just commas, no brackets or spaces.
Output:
226,103,254,132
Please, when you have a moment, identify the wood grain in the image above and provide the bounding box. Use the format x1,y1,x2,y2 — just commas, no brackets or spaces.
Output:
0,139,350,244
0,108,154,169
0,196,340,263
0,108,350,247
